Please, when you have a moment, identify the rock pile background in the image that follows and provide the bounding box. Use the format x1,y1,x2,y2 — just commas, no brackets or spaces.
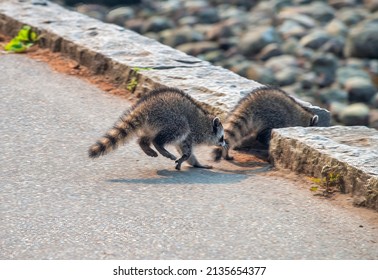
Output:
52,0,378,129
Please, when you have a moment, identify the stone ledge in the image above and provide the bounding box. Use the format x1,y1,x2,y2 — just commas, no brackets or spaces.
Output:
0,0,330,124
270,126,378,211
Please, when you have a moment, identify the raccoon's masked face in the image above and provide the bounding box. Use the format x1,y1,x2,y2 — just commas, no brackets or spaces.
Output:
212,117,226,147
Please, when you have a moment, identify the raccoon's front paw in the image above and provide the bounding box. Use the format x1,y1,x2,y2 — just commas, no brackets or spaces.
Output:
175,161,182,170
212,148,223,162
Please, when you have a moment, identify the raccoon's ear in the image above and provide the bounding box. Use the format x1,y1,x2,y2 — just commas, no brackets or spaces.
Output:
213,117,221,128
310,115,319,126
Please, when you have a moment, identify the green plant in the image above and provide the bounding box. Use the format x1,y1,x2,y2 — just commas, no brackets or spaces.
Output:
126,77,138,91
308,165,343,197
126,67,153,92
4,25,38,53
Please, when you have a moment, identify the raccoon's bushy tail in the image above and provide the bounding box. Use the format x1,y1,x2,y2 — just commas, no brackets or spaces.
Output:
88,110,145,158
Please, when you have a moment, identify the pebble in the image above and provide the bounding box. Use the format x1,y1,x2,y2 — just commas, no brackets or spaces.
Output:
344,14,378,59
339,103,370,126
344,77,377,103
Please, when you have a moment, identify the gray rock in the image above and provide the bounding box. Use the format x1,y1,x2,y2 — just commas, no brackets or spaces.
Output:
339,103,370,126
300,72,317,90
124,18,145,33
311,53,338,87
31,0,48,5
198,50,225,64
105,6,135,26
217,4,250,20
159,27,204,47
256,43,283,61
238,26,281,57
278,13,317,29
338,8,369,26
177,16,198,26
319,36,345,57
265,54,298,72
196,7,220,24
75,4,108,21
328,0,359,8
228,60,276,84
344,15,378,59
279,2,335,23
176,41,219,56
142,16,175,33
300,30,332,50
209,0,258,10
281,37,300,54
319,88,348,105
329,101,348,123
273,0,294,10
336,66,371,87
344,77,377,103
206,19,240,41
278,20,307,39
325,18,348,37
275,68,298,86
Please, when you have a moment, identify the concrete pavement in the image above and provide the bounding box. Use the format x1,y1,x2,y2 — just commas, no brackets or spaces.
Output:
1,54,377,259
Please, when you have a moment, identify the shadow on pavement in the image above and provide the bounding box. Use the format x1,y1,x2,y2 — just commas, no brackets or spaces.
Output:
107,167,262,185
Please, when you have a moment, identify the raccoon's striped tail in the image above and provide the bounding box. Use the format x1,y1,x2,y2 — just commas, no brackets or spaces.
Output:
88,110,145,158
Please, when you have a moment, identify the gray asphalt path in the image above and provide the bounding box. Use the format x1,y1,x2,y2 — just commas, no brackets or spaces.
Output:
1,54,377,259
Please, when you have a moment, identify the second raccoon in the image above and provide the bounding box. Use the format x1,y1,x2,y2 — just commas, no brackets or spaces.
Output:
213,86,319,161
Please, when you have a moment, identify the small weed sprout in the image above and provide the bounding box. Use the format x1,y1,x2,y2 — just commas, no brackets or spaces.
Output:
309,165,344,197
4,26,38,53
126,67,153,92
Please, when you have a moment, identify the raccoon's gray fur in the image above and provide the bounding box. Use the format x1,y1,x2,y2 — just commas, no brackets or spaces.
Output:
88,87,225,170
213,86,318,161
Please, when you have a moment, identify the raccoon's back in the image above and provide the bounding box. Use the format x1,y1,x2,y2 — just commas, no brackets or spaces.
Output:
139,88,211,127
233,87,314,127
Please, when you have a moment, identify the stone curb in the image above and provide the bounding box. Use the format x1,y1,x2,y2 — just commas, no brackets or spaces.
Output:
270,126,378,211
0,0,330,124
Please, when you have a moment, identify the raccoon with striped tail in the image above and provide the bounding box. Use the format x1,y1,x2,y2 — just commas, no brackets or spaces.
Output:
88,87,226,170
212,86,318,161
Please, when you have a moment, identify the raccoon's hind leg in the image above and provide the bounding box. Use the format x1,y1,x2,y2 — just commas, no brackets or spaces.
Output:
152,132,178,161
138,136,158,157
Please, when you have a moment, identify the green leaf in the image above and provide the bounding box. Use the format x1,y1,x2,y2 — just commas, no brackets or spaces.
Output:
17,26,31,42
4,39,27,53
3,25,39,53
310,186,319,192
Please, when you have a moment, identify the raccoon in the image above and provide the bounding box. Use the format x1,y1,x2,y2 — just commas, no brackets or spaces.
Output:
88,87,225,170
213,86,319,161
